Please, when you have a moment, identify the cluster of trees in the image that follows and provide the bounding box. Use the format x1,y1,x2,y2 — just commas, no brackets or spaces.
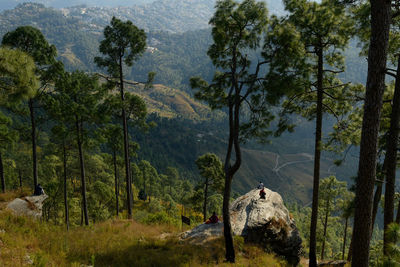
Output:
0,18,222,229
190,0,400,266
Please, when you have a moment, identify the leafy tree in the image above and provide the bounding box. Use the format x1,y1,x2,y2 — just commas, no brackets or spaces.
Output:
281,1,355,264
318,176,347,260
51,71,105,225
95,17,154,219
195,153,224,221
191,0,306,262
0,47,37,103
2,26,61,190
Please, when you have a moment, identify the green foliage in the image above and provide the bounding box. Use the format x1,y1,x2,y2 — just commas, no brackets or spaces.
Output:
0,48,37,103
95,16,146,78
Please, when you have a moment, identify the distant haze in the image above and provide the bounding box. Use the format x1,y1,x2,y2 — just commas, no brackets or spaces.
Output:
0,0,284,13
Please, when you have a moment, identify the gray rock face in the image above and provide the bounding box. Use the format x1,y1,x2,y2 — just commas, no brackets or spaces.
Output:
7,194,48,219
181,188,302,265
180,222,223,245
230,189,302,266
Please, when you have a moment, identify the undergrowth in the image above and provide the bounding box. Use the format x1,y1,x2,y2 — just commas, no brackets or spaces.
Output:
0,191,289,267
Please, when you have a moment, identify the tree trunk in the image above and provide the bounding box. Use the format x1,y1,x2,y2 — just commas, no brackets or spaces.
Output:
383,55,400,255
0,151,4,193
29,98,38,189
63,141,69,230
371,182,382,237
309,45,324,267
321,199,331,260
119,57,132,219
76,117,89,226
203,177,209,222
113,150,119,216
19,169,22,188
351,2,391,266
223,171,235,263
342,216,348,260
396,199,400,224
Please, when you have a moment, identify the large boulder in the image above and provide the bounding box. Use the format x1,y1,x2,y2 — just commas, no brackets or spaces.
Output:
230,189,302,265
181,188,302,265
7,194,48,219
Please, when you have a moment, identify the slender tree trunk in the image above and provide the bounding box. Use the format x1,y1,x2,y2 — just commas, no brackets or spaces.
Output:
352,2,391,266
119,58,132,219
63,141,69,230
321,200,330,260
0,151,4,193
342,216,348,260
347,235,353,262
113,150,119,216
19,169,22,188
203,177,209,222
371,182,382,237
309,46,324,267
396,199,400,224
76,117,89,226
29,98,38,189
383,55,400,255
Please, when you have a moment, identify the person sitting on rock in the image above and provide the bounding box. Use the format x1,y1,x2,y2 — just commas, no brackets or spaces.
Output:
259,187,266,199
33,184,45,196
257,181,264,189
205,212,219,224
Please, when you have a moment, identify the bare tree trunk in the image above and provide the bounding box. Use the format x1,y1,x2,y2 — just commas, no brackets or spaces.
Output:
321,199,331,260
119,57,132,219
76,117,89,226
396,199,400,224
309,45,324,267
113,150,119,216
29,98,38,189
383,55,400,255
342,216,349,260
0,151,4,193
352,1,391,266
63,141,69,230
19,169,22,188
371,182,382,237
203,177,209,222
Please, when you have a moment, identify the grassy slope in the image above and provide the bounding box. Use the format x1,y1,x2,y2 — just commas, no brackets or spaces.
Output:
0,190,289,267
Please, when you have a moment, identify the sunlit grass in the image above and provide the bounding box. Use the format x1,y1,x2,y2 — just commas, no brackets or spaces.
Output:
0,190,289,266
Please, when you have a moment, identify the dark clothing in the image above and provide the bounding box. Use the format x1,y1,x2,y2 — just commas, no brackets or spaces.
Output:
259,188,266,199
33,184,44,196
206,214,219,224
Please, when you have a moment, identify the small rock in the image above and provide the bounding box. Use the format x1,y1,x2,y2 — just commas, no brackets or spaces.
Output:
24,254,33,265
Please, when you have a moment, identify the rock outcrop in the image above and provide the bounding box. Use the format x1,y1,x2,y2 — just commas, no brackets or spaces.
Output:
7,194,48,219
230,189,302,265
181,188,302,265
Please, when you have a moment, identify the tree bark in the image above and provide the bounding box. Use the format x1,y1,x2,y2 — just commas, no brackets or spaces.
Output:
352,1,391,266
63,140,69,230
383,55,400,255
321,198,331,260
113,150,119,216
342,216,348,260
309,45,324,267
371,182,382,237
19,169,22,188
203,177,209,222
119,57,132,219
0,151,4,193
76,117,89,226
29,98,38,189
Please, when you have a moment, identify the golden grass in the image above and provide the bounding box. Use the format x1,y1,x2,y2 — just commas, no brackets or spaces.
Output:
0,193,289,267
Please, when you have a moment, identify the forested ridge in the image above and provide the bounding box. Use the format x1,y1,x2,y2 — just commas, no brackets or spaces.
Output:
0,0,398,266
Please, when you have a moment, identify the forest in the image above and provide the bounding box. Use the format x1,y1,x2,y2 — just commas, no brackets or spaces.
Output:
0,0,399,266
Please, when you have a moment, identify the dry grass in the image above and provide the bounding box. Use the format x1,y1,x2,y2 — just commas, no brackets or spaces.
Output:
0,190,289,267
